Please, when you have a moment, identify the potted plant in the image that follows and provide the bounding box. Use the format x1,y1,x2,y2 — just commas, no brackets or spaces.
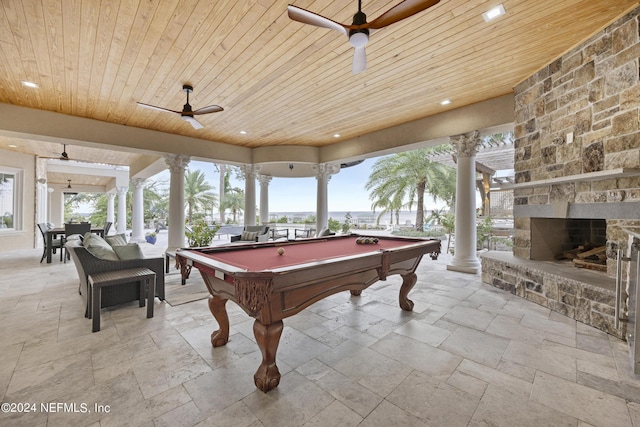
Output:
145,231,157,244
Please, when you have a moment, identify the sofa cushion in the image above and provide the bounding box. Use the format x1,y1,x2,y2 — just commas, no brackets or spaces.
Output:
244,225,265,233
83,233,119,261
240,230,258,241
112,243,144,260
105,233,128,246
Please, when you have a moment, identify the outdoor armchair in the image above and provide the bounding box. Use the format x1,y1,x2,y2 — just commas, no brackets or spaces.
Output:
230,225,270,242
294,225,316,238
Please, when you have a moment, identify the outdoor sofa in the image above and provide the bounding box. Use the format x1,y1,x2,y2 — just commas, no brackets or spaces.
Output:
66,234,165,317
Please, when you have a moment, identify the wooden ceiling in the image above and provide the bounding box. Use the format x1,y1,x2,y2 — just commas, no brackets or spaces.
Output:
0,0,637,167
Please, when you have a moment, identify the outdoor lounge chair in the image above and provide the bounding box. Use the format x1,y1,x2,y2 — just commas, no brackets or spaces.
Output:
230,225,270,242
294,225,316,238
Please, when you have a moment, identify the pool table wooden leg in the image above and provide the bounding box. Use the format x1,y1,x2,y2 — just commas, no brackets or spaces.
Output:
399,272,417,311
208,295,230,347
253,320,283,393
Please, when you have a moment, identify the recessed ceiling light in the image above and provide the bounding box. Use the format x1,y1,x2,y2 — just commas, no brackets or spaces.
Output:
333,134,340,138
21,80,39,88
8,144,17,148
440,99,451,106
482,4,505,22
240,130,247,135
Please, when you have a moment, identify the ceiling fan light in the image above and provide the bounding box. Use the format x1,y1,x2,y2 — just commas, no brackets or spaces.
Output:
349,32,369,48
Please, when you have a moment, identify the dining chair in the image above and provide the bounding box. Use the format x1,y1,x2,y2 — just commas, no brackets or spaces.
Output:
64,222,91,263
103,221,112,236
37,223,63,263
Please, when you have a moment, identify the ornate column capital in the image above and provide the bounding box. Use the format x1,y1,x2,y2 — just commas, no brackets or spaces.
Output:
165,154,190,173
450,130,481,158
116,186,128,195
131,177,146,189
241,164,261,180
258,174,272,186
107,192,116,200
313,163,340,181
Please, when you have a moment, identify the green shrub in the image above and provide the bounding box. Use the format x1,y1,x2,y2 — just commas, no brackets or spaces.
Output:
186,222,220,247
341,212,352,234
328,217,341,232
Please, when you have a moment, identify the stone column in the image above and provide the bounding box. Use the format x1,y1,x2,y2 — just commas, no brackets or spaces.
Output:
447,131,482,274
166,154,190,251
242,165,259,226
35,178,48,225
130,178,146,243
35,178,47,247
106,192,116,233
116,186,128,234
46,187,54,223
313,163,339,233
35,158,48,229
258,174,272,225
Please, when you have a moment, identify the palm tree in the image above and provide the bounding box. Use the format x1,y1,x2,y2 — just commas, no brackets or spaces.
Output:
184,170,217,223
369,186,404,226
216,163,227,223
366,147,456,231
88,179,168,227
222,187,244,223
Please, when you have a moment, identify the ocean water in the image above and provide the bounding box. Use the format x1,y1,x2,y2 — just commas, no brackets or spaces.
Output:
268,210,428,225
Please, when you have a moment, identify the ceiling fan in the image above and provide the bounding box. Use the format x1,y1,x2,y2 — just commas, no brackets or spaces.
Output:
288,0,440,74
40,144,72,161
137,84,224,130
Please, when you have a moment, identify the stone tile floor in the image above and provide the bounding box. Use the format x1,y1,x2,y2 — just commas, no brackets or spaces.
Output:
1,241,640,426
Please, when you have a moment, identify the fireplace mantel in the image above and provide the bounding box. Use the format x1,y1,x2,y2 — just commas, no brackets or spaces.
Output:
499,168,640,190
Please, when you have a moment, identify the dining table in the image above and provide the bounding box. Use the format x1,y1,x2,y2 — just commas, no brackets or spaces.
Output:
46,225,104,263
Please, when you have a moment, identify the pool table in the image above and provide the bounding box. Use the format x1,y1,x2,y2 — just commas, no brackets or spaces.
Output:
176,234,440,392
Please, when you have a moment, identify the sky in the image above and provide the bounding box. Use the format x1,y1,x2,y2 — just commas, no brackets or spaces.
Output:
153,156,449,214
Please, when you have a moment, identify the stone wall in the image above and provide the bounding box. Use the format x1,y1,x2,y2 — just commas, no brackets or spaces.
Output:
512,7,640,264
481,252,623,339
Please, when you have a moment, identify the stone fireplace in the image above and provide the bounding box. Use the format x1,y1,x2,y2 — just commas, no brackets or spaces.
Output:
482,7,640,339
530,218,606,261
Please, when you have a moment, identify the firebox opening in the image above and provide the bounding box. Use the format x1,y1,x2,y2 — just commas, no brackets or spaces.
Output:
530,218,607,262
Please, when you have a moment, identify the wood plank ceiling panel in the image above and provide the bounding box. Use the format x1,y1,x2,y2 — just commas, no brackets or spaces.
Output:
0,0,636,159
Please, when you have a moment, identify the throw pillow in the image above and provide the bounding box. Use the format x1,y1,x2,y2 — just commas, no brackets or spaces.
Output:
83,233,119,261
65,234,83,242
112,243,144,260
240,230,258,241
105,233,128,247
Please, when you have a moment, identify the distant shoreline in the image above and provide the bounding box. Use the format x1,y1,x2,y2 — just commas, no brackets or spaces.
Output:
268,210,429,225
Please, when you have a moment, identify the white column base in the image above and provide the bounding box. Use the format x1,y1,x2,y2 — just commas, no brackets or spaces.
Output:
446,258,481,275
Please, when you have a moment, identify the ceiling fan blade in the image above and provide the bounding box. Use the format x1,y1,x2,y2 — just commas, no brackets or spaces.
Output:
193,105,224,115
352,46,367,74
137,102,181,114
368,0,440,30
287,5,348,36
182,115,204,129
